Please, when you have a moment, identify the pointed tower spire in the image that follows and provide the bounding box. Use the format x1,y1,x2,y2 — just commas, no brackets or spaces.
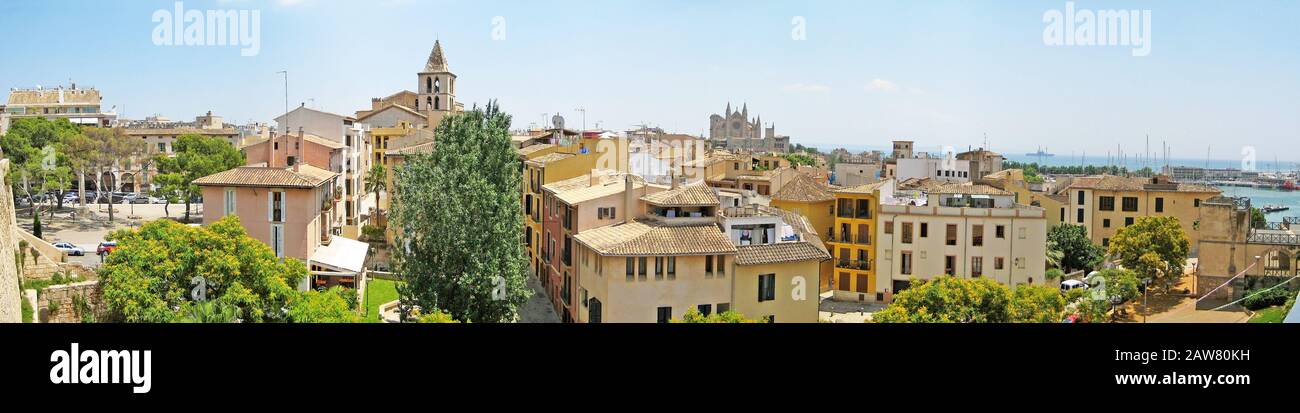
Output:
725,102,732,117
424,40,449,73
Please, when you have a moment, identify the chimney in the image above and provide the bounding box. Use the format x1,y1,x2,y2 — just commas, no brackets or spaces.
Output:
670,170,678,190
267,130,277,168
623,174,635,225
294,127,304,172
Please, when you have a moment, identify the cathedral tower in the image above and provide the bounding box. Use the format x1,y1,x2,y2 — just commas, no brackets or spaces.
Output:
418,40,457,123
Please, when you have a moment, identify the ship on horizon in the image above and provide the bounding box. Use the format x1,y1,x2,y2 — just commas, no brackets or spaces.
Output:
1025,146,1055,157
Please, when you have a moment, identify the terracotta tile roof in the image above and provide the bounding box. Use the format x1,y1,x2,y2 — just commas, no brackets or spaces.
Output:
574,219,736,256
735,242,830,266
516,143,555,157
524,152,573,166
389,141,434,156
641,183,719,206
897,177,946,191
934,183,1013,196
771,173,834,203
547,172,639,205
836,180,891,195
194,165,337,188
542,174,598,194
356,103,427,122
1064,175,1222,193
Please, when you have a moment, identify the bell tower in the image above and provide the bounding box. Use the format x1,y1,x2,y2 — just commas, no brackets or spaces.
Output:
418,40,456,125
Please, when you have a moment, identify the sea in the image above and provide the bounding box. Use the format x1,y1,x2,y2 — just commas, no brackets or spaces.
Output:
1216,186,1300,219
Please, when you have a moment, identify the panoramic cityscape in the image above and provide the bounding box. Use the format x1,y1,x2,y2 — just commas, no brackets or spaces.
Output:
0,0,1297,329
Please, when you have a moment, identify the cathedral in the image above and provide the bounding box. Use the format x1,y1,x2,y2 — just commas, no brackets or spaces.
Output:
708,103,790,153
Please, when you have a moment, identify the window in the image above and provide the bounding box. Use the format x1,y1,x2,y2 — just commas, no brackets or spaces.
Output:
1077,191,1085,205
224,188,236,215
971,257,983,277
946,224,957,246
638,257,648,280
270,224,284,258
1077,208,1085,223
656,307,672,323
758,274,776,302
1122,197,1138,212
900,251,913,275
972,225,983,247
1194,199,1201,207
625,257,634,281
1125,217,1134,226
697,304,713,316
944,255,956,275
920,223,928,238
1103,238,1110,247
597,207,617,220
1099,196,1115,211
705,254,713,275
667,256,676,279
884,221,893,234
717,303,731,314
995,257,1005,270
1155,197,1165,213
901,222,913,244
655,257,664,280
995,225,1005,239
716,255,726,277
1103,219,1111,228
269,191,284,222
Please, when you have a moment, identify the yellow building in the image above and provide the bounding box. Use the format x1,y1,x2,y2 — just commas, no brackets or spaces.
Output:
827,180,894,301
769,173,838,291
724,205,830,323
1061,175,1221,253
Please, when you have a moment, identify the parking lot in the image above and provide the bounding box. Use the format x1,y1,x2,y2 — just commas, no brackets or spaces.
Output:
32,201,204,268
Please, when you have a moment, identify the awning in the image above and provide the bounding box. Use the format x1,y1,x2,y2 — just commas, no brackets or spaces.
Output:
310,236,370,274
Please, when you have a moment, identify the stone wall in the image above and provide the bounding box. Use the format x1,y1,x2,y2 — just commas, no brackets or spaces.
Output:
38,280,103,323
1,159,23,323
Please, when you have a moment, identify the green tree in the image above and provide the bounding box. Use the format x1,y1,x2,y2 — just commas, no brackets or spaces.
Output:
99,216,306,322
874,276,1067,323
1108,216,1190,291
391,102,529,323
287,287,363,323
672,308,764,323
153,134,245,222
1250,207,1267,228
178,300,242,323
1096,268,1140,305
82,127,144,223
1008,284,1068,323
364,162,387,213
1047,224,1104,273
873,277,1014,323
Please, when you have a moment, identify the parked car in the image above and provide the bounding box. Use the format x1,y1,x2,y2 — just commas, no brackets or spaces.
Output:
130,194,154,204
97,241,118,256
1060,279,1088,292
52,241,85,256
151,196,168,204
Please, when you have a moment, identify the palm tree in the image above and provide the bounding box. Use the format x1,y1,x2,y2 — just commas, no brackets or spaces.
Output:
365,162,387,213
1046,240,1064,270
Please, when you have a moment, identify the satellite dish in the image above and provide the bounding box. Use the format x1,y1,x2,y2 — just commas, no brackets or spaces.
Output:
551,114,565,130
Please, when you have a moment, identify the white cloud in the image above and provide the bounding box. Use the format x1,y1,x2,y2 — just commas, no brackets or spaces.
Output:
783,83,831,93
866,78,899,93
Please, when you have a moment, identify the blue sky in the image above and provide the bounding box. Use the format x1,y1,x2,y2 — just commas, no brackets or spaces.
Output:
1,0,1297,161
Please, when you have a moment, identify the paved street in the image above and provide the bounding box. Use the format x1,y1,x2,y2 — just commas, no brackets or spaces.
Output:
518,276,560,323
28,202,203,268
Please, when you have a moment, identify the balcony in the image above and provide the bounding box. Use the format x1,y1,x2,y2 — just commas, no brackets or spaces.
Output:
835,259,872,271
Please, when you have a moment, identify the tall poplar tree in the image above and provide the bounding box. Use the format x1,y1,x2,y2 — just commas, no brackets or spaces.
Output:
391,101,529,323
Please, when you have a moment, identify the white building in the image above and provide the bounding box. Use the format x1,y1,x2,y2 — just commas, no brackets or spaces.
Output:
896,157,972,184
274,105,371,238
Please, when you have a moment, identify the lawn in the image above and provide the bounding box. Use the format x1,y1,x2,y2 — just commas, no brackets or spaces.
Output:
1248,306,1287,323
364,278,401,323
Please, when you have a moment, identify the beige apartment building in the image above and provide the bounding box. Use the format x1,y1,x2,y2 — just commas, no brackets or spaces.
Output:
4,84,116,128
1061,175,1220,252
875,182,1048,301
568,182,828,322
